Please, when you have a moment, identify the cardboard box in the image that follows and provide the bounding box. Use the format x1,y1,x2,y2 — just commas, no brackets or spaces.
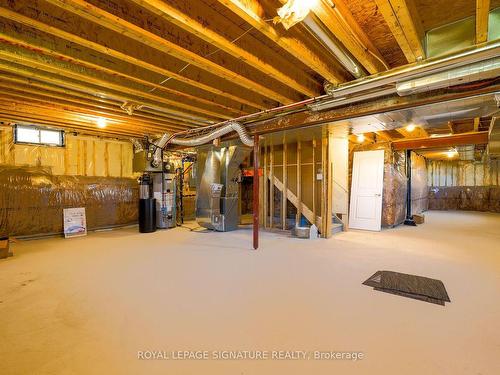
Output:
0,239,9,259
413,214,425,224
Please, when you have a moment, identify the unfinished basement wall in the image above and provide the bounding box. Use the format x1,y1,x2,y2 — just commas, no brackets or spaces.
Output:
0,127,134,177
350,142,428,227
427,159,500,212
0,126,138,236
257,132,330,235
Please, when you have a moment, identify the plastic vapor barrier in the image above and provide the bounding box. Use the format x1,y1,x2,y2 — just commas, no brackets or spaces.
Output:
0,166,138,237
429,186,500,212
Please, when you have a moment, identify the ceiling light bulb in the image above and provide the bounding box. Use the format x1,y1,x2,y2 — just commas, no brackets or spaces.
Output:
406,124,416,132
356,134,365,143
446,150,455,158
276,0,319,29
96,117,107,128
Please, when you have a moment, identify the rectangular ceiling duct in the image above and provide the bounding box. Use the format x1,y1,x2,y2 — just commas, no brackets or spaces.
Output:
396,58,500,96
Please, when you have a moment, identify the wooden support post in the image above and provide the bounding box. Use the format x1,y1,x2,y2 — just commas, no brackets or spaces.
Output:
269,143,274,229
253,135,259,250
323,131,333,238
282,135,287,230
312,139,316,226
296,141,302,225
263,141,268,228
259,147,264,225
321,136,328,237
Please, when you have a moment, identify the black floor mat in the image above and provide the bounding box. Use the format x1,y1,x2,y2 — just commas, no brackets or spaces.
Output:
363,271,451,306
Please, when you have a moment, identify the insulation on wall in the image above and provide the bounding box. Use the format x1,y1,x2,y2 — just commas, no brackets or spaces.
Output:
411,152,429,215
0,126,139,236
427,159,500,212
0,166,138,237
428,160,500,187
0,126,134,177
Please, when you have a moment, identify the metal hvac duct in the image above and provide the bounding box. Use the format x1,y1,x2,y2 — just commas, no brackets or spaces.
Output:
171,121,253,147
325,42,500,98
396,58,500,96
302,15,365,79
196,145,249,231
152,121,253,155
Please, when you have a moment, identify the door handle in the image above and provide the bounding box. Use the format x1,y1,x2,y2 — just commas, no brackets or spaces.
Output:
374,193,382,197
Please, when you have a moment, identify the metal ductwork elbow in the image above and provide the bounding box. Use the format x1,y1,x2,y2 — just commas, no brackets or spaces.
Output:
151,133,171,167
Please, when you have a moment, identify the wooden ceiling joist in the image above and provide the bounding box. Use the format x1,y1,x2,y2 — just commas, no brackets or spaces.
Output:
215,0,348,84
375,131,393,141
0,20,256,114
476,0,491,44
392,131,489,150
0,102,180,136
0,42,231,121
0,106,164,137
374,0,425,63
0,74,208,128
0,56,217,127
0,0,492,138
0,83,203,129
0,4,274,111
128,0,320,97
312,0,388,74
0,92,188,133
43,0,304,104
395,126,429,138
0,32,249,118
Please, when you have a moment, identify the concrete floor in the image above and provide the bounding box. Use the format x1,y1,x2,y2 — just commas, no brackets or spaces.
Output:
0,211,499,375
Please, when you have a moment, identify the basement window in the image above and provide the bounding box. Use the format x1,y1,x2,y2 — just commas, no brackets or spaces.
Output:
14,125,64,147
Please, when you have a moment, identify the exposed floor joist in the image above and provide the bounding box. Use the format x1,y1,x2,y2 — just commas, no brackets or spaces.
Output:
374,0,425,62
0,3,276,111
0,0,494,136
43,0,304,104
476,0,491,43
392,131,489,150
215,0,349,84
311,0,388,74
129,0,320,97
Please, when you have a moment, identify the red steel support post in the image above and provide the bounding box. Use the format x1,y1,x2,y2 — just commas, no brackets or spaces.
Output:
253,135,259,250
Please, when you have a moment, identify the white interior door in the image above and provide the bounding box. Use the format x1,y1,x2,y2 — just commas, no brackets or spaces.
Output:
349,150,384,231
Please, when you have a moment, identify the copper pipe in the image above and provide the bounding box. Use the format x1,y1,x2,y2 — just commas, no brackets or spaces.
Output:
253,135,259,250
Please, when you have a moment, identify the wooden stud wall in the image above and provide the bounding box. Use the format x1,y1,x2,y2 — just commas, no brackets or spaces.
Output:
260,132,332,237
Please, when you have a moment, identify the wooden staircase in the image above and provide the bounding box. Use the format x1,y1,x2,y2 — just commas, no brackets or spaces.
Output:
267,175,343,233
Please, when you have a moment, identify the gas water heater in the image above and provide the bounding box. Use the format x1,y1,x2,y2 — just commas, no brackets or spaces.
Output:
134,144,177,231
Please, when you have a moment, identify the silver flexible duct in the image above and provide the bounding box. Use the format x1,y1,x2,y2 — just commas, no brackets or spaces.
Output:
169,121,254,147
152,133,171,167
130,138,144,153
150,122,252,165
